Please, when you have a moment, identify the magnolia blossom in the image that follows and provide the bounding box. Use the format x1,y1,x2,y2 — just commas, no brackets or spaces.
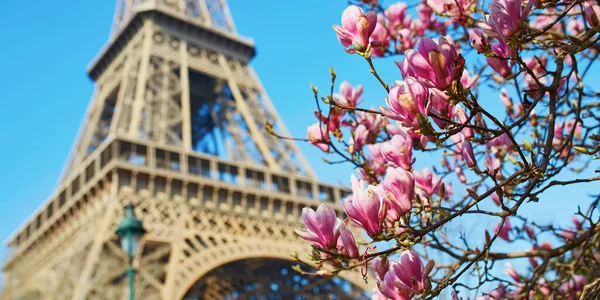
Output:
558,275,587,296
505,263,520,282
462,137,476,168
461,69,479,89
401,37,460,90
486,43,512,78
337,222,359,258
385,2,410,30
494,219,511,241
429,88,453,129
500,88,512,112
383,250,434,297
360,143,388,181
344,175,385,237
351,124,369,153
372,257,389,281
479,284,517,299
485,154,503,179
469,28,488,53
380,133,414,170
413,168,443,196
295,204,340,249
333,5,378,53
306,122,330,152
333,81,363,108
381,77,429,129
488,0,532,41
315,106,345,135
585,1,600,28
454,105,474,139
371,23,389,57
388,123,429,151
381,167,415,220
427,0,476,23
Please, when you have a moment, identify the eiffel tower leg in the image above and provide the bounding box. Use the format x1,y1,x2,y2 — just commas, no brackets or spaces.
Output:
71,176,119,300
129,22,153,139
216,54,280,171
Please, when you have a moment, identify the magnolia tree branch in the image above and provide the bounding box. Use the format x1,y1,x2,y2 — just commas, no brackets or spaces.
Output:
268,0,600,299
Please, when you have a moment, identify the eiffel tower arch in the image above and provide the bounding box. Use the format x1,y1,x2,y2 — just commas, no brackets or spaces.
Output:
1,1,371,299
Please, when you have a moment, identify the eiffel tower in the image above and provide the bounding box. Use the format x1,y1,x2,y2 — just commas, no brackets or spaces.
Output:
1,1,370,299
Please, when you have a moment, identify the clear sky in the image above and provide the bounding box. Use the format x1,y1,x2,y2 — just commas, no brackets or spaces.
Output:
0,0,596,294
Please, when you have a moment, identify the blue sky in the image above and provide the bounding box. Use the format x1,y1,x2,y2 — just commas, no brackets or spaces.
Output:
0,0,597,295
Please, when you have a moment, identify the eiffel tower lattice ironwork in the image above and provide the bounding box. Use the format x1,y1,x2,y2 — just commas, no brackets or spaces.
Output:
1,1,372,299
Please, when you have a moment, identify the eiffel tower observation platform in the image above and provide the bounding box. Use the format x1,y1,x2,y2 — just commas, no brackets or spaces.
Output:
1,0,371,299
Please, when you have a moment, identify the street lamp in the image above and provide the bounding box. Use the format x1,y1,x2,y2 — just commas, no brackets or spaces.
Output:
116,203,146,300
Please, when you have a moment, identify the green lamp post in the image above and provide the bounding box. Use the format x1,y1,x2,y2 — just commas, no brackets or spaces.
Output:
116,203,146,300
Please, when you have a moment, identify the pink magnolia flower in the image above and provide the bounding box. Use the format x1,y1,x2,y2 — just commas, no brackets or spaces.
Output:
483,284,517,299
454,105,474,139
356,110,386,135
372,256,389,281
414,168,443,196
382,167,415,219
380,133,414,170
429,88,454,129
395,28,417,54
505,263,520,282
538,279,551,295
572,216,582,230
461,69,479,89
567,18,585,36
306,122,330,152
486,43,512,78
385,2,410,30
384,250,434,296
487,132,512,150
488,0,532,41
484,155,503,179
344,175,385,237
491,191,501,206
558,275,587,296
455,164,467,183
378,278,411,300
295,204,341,249
315,108,345,136
333,81,363,108
351,124,369,152
333,5,378,53
386,122,429,149
469,28,488,53
462,138,477,168
500,88,513,112
371,23,389,57
531,9,561,31
585,1,600,28
380,77,429,129
371,287,390,300
494,219,511,241
337,222,359,258
401,36,460,90
427,0,476,23
360,143,387,181
560,229,576,240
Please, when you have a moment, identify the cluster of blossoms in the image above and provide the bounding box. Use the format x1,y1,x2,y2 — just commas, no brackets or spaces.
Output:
289,0,600,299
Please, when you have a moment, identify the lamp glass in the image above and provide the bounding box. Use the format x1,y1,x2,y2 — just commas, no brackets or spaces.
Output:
120,232,142,258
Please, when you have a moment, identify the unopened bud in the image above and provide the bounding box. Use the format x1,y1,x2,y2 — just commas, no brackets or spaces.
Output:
585,4,600,29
